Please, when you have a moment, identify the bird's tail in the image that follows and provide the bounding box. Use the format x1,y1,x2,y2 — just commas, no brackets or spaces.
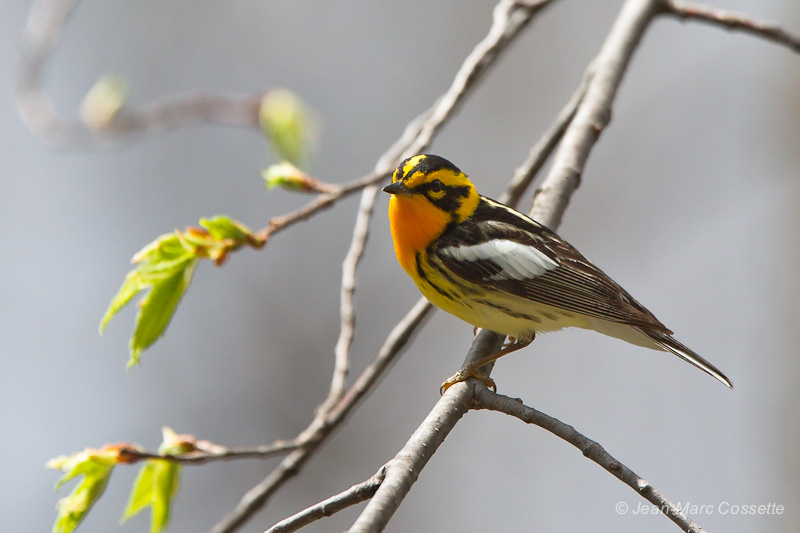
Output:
639,328,733,389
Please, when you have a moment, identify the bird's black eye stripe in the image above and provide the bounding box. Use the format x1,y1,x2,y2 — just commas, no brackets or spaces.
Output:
428,184,471,212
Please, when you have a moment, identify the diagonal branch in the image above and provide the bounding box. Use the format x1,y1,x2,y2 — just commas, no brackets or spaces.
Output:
326,185,381,411
529,0,663,228
263,469,386,533
348,335,505,532
500,71,591,208
472,388,706,533
212,299,433,533
662,0,800,53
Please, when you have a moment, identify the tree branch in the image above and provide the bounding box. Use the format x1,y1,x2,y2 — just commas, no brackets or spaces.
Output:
325,185,381,411
211,299,433,533
530,0,662,228
263,469,386,533
500,70,591,208
472,388,706,533
117,439,299,465
662,0,800,53
16,0,265,148
347,333,505,533
347,384,474,532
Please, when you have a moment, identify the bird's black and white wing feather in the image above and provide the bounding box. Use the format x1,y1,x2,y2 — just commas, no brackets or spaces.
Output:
433,197,670,332
432,196,733,388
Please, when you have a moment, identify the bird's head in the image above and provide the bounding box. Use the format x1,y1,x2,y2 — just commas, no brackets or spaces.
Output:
383,155,480,268
383,154,479,225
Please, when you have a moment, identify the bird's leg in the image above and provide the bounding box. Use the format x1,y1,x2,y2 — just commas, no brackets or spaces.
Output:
440,336,533,394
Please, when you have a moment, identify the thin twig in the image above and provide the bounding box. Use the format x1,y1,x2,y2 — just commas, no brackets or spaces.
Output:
16,0,264,147
662,0,800,53
472,388,706,533
326,185,380,410
320,109,433,408
118,440,299,465
407,0,556,157
321,110,439,410
263,469,386,533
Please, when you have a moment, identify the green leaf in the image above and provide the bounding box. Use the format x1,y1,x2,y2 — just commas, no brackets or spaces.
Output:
259,89,316,168
122,428,187,533
48,448,119,533
128,259,197,369
121,461,181,533
101,217,264,366
151,461,181,533
121,461,156,521
99,233,197,368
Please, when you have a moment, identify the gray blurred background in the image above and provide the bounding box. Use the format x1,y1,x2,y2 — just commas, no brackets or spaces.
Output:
3,1,799,532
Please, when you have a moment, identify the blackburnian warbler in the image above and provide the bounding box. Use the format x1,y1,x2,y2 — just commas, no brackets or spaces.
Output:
383,154,732,391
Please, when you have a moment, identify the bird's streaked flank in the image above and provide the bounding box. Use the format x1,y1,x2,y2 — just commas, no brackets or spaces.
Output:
383,154,732,392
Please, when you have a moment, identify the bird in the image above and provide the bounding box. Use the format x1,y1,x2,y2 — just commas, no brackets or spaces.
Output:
383,154,732,392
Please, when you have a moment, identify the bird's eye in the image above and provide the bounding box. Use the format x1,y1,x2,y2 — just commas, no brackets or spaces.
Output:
429,179,444,193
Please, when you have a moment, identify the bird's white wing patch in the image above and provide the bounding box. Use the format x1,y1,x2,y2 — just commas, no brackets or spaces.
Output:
442,239,558,280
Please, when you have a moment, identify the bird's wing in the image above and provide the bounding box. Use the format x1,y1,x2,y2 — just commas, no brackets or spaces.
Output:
432,197,671,333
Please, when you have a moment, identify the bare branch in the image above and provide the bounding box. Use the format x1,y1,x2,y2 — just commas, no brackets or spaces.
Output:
263,469,385,533
348,333,505,532
325,184,381,411
499,71,591,208
472,388,706,533
211,299,433,533
662,0,800,53
347,385,472,532
406,0,556,157
16,0,264,147
530,0,662,228
118,440,299,465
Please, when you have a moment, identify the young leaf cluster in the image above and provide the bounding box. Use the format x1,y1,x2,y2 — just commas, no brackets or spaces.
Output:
48,429,194,533
99,216,264,368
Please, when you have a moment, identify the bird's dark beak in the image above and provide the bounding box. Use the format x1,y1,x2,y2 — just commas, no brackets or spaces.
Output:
382,181,412,195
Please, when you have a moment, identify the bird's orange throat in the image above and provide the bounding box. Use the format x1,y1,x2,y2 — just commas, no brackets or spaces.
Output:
388,194,452,275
